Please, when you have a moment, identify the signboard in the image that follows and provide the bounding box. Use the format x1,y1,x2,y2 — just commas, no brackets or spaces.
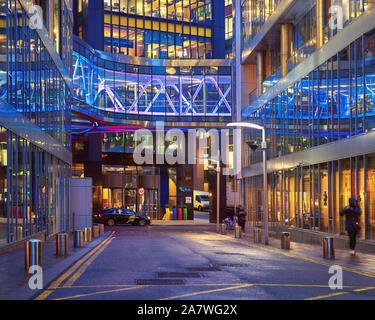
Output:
185,196,192,204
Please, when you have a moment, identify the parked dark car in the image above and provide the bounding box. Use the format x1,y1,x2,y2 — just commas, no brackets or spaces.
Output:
93,208,151,226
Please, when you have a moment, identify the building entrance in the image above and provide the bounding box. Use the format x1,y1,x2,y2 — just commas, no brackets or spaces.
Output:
103,187,159,219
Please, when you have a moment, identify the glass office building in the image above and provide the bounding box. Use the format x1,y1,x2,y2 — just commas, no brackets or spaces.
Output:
72,0,230,221
73,37,232,122
72,35,231,219
75,0,225,59
0,0,72,247
237,0,375,241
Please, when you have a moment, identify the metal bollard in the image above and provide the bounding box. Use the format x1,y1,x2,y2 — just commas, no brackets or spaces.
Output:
99,224,104,235
253,228,262,243
56,233,69,256
84,227,92,243
74,230,84,248
281,232,291,250
93,224,99,238
234,225,242,238
25,239,42,271
323,237,335,259
220,223,227,235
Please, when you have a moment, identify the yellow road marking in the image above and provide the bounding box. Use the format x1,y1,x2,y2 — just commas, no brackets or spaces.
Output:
61,283,358,289
305,292,349,300
307,286,375,299
353,287,375,292
63,237,114,287
61,284,138,289
34,231,115,300
34,289,54,301
205,232,375,278
53,286,144,300
159,284,254,300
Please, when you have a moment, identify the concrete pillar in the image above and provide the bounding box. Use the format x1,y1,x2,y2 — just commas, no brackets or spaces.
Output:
281,23,293,77
316,0,324,49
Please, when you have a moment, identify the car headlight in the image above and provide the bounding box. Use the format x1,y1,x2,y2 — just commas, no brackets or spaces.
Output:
146,216,151,220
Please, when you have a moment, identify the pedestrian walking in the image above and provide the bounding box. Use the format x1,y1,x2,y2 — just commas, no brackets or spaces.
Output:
236,205,247,234
340,198,361,256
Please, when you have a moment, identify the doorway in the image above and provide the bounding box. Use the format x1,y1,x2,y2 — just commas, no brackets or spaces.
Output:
102,187,159,219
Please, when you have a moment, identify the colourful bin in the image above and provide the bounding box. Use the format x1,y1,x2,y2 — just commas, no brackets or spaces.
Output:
183,207,188,220
172,208,177,220
163,207,170,220
178,207,182,220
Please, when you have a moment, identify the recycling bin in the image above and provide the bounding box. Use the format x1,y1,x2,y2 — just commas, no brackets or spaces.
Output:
177,207,182,220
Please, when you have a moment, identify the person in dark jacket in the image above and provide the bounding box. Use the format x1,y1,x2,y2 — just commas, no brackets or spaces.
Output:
340,198,361,256
236,205,247,233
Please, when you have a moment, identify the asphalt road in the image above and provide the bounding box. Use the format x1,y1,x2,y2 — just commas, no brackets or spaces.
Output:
35,225,375,300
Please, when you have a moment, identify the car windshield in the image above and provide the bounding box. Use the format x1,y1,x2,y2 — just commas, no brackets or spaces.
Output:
200,195,209,201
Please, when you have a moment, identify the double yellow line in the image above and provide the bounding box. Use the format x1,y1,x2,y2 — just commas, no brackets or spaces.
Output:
34,231,115,300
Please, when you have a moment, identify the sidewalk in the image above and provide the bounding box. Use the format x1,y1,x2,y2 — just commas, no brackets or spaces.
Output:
217,227,375,276
151,219,213,226
0,231,110,300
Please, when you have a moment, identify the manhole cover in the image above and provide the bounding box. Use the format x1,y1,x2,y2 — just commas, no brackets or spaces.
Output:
186,267,222,272
214,252,245,255
211,264,249,267
136,279,186,285
157,272,202,278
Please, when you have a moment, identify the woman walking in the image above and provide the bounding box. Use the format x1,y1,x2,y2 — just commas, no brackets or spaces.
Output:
340,198,361,256
236,205,247,234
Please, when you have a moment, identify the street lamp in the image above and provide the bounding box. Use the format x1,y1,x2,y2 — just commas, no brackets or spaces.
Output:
227,122,269,245
208,159,221,233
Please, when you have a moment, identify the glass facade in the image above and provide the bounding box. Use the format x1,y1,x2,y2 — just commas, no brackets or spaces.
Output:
245,31,375,161
0,0,72,247
240,4,375,241
242,154,375,240
224,0,232,59
0,126,71,245
5,0,72,149
260,0,375,94
241,0,281,48
73,38,232,122
102,0,213,58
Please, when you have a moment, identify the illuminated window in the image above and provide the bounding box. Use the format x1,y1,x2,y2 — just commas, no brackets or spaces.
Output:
136,29,144,57
101,0,214,59
144,0,152,16
160,0,167,19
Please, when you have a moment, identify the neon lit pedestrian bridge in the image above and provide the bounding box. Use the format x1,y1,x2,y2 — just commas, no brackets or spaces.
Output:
73,37,232,125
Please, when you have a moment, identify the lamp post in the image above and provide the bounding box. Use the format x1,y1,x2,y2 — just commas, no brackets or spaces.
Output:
227,122,269,245
208,159,221,233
